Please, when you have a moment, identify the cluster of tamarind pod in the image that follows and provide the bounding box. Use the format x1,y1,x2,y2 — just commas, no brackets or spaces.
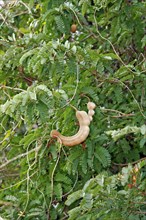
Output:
50,102,96,147
87,102,96,121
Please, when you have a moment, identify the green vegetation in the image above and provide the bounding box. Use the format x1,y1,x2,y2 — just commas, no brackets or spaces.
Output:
0,0,146,219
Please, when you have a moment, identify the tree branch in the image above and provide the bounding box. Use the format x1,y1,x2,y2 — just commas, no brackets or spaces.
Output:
112,157,146,167
0,146,41,170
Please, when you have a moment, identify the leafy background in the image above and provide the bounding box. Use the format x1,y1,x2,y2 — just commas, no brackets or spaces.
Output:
0,0,146,219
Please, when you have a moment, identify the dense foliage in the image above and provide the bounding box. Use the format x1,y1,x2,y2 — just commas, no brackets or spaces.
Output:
0,0,146,219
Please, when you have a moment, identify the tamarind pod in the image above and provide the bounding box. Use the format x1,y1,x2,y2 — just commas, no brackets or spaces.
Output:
88,110,95,121
50,111,90,146
76,111,90,126
88,110,95,116
87,102,96,110
71,24,77,33
50,103,96,146
51,126,90,146
88,116,93,121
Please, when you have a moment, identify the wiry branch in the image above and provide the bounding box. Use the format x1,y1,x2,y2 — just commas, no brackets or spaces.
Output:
112,157,146,167
0,146,41,170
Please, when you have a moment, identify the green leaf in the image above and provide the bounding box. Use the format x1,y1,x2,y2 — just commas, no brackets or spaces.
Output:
81,1,88,16
140,138,146,148
36,101,49,123
54,183,63,200
68,207,81,220
141,35,146,48
80,193,93,210
5,195,18,202
80,151,88,174
19,48,39,65
65,190,83,206
95,147,111,168
101,53,120,60
55,16,66,34
20,128,42,147
55,173,73,185
140,125,146,135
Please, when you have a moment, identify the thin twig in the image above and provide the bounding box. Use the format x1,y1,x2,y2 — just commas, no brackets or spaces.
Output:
100,107,129,116
77,10,146,119
93,9,146,75
62,171,78,198
0,85,25,92
112,157,146,167
0,171,37,191
48,141,62,213
115,78,146,119
130,202,146,204
0,200,17,206
111,113,135,118
68,63,79,104
17,141,41,220
19,1,32,14
1,173,19,178
80,93,91,102
51,63,80,130
131,211,146,214
69,104,77,111
80,34,93,42
0,146,41,170
0,11,24,34
67,5,83,28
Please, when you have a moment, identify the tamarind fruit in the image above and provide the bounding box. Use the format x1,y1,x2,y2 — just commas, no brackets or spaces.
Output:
71,24,77,33
50,102,96,146
87,102,96,110
87,102,96,121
